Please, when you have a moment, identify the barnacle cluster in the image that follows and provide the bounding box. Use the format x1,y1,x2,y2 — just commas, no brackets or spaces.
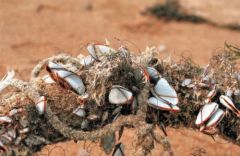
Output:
0,42,239,155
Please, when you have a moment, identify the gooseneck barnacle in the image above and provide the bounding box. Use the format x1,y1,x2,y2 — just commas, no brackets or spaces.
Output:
0,43,239,155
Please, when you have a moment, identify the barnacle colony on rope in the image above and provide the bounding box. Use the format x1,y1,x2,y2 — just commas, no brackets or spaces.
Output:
0,42,186,155
0,96,30,152
0,42,240,155
195,85,240,134
34,43,181,153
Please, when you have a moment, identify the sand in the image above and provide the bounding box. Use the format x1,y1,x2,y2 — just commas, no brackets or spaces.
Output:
1,0,240,155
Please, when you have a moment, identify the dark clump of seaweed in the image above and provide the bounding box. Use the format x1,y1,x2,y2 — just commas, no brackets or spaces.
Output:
145,0,206,23
145,1,240,31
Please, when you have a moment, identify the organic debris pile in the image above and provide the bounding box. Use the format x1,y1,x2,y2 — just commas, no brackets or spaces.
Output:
0,42,239,156
144,0,206,23
145,0,240,31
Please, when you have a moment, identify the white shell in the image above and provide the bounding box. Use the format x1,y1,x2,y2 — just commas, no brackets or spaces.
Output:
57,70,85,95
109,85,133,105
202,75,210,82
112,106,122,116
181,79,192,87
7,129,16,139
195,102,219,126
205,109,224,128
87,44,116,60
1,134,13,143
80,55,95,66
219,95,238,112
95,44,116,54
19,128,30,134
0,140,5,149
187,83,196,88
73,106,86,117
198,82,209,88
225,90,233,97
153,78,178,105
81,120,89,130
148,97,180,112
15,136,23,145
0,116,12,123
48,61,63,70
9,108,23,116
146,67,160,82
36,96,46,115
0,70,14,92
87,114,99,121
42,75,55,84
47,62,86,95
87,44,98,60
205,86,217,103
207,87,217,99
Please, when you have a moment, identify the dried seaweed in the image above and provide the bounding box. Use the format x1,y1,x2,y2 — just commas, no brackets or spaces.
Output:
145,0,240,31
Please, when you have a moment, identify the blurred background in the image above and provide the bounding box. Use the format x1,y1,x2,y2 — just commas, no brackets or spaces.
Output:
0,0,240,155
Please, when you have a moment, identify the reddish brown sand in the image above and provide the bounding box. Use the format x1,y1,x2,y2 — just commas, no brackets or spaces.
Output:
1,0,240,155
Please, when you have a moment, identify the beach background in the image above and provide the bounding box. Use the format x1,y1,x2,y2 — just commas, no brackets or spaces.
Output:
0,0,240,155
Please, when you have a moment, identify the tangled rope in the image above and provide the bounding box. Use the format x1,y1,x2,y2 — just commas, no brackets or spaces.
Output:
0,43,239,156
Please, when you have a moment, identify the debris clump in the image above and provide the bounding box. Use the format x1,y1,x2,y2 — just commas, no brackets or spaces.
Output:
0,42,239,155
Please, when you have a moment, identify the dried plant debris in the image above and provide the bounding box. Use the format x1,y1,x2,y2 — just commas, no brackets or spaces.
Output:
144,1,207,23
0,42,239,155
145,1,240,31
